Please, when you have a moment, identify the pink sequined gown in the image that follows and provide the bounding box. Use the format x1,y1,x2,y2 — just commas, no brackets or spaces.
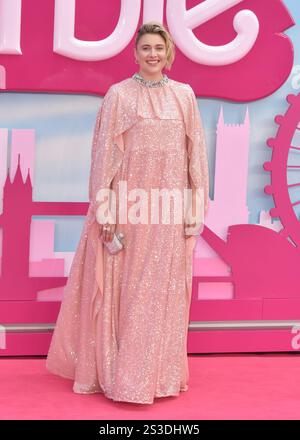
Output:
46,73,209,404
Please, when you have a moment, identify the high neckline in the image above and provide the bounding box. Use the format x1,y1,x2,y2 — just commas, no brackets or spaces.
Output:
132,72,169,88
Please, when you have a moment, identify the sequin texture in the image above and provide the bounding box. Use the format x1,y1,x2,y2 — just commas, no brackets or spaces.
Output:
45,73,209,404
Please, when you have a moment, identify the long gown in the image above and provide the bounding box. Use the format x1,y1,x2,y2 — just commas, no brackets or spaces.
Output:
45,73,209,404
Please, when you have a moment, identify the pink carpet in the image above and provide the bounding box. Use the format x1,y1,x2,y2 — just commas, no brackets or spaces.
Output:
0,353,300,420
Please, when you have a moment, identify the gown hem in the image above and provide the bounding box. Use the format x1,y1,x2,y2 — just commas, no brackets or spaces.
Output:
46,363,189,404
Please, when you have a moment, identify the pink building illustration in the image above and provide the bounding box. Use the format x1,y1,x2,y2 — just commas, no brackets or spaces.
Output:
189,97,300,353
0,128,89,354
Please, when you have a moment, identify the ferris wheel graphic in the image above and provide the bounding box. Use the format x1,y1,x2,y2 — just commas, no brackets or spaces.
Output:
264,93,300,247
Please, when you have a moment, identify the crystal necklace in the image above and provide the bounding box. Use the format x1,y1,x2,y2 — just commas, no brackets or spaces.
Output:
132,72,169,88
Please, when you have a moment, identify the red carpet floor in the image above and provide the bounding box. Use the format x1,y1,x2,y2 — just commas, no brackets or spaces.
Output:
0,353,300,420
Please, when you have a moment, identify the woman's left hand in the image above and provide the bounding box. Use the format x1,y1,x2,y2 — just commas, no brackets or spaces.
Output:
183,220,203,238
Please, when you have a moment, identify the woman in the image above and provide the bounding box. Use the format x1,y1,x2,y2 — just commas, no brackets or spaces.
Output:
46,21,209,405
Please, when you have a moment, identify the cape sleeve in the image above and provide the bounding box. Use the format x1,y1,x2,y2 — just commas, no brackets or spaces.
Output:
185,85,210,218
88,85,124,221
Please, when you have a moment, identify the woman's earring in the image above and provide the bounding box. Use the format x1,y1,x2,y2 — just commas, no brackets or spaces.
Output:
135,59,138,64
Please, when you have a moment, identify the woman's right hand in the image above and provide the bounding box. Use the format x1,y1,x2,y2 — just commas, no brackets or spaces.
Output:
97,204,116,242
99,221,116,243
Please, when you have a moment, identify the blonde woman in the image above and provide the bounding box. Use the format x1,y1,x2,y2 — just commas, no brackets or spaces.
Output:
46,21,209,405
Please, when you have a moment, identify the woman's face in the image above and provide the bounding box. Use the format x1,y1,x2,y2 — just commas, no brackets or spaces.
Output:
134,33,167,79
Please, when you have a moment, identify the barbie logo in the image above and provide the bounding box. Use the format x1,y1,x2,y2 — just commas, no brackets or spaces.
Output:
49,0,259,66
0,0,259,64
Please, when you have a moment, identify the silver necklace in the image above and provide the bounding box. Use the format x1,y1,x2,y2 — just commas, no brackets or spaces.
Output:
132,72,169,88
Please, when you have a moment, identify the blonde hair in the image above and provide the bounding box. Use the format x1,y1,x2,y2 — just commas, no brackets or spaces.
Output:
135,21,175,71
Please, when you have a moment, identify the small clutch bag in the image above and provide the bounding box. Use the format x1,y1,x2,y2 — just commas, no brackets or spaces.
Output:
102,232,125,255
